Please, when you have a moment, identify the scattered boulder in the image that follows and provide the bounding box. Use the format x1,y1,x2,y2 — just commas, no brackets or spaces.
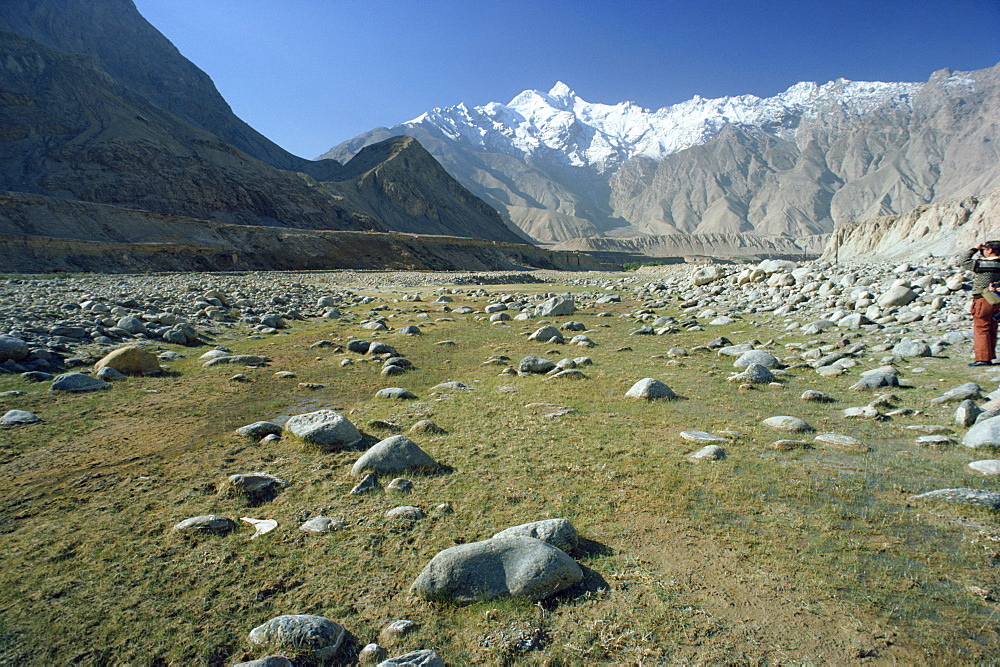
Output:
0,409,40,427
236,421,283,440
377,649,445,667
351,435,439,477
687,444,726,461
762,416,813,432
0,335,29,363
528,326,564,343
226,473,286,503
410,535,583,603
518,356,556,375
248,614,346,661
376,387,417,400
94,346,162,376
285,410,363,451
50,373,110,393
300,516,345,533
909,488,1000,510
534,295,575,317
172,515,236,534
625,378,676,399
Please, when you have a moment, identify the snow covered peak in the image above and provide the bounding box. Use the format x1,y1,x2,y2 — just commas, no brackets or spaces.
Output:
402,78,923,172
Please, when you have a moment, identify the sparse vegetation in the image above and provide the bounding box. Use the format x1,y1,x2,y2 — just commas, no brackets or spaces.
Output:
0,275,998,664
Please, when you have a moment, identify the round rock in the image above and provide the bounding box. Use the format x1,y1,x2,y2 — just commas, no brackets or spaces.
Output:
351,435,438,477
762,416,813,432
50,372,110,393
410,535,583,603
0,409,41,427
625,378,676,400
248,614,346,660
284,410,362,451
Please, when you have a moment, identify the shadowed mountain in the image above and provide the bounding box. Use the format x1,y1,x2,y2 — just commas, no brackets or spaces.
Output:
0,0,534,270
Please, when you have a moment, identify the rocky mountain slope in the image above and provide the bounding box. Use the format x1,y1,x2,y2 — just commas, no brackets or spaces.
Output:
822,192,1000,263
325,66,1000,246
0,0,529,271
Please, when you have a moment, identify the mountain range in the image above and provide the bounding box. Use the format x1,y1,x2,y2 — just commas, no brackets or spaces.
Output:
325,66,1000,248
0,0,543,273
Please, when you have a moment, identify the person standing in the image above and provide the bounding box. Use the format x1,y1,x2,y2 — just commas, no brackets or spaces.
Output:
960,241,1000,366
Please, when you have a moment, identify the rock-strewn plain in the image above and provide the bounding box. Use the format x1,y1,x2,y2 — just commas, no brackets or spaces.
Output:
1,261,999,664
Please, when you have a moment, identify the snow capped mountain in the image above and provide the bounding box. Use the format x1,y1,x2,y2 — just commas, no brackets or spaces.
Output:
404,78,924,172
323,64,999,247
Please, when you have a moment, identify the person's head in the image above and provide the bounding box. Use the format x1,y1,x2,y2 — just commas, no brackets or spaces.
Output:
984,241,1000,258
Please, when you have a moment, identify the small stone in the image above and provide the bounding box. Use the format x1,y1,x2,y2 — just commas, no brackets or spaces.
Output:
770,439,811,451
909,488,1000,510
915,435,956,448
0,409,41,427
409,419,445,434
625,378,677,399
240,517,279,539
679,430,728,442
813,433,870,452
273,371,296,378
762,416,813,432
377,649,445,667
436,502,454,514
359,643,388,664
236,421,283,440
688,444,727,460
379,620,419,647
386,506,426,520
387,478,413,493
172,515,236,534
299,516,346,533
801,390,835,402
226,473,286,503
375,387,417,400
350,473,379,495
968,460,1000,476
230,373,251,382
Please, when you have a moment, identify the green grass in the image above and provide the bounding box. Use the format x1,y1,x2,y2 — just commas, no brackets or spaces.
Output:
0,277,999,663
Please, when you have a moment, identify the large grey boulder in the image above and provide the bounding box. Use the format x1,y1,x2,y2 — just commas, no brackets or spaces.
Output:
728,363,774,384
492,518,579,553
733,350,780,369
518,355,556,375
236,421,283,440
528,326,564,343
534,295,575,317
248,614,346,661
50,373,110,393
877,284,918,308
285,410,362,451
116,316,149,335
625,378,676,399
0,335,29,362
351,435,438,477
962,416,1000,449
410,535,583,603
849,373,899,391
692,265,724,286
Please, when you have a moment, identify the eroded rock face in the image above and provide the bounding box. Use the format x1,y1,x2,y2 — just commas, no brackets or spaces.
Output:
410,536,583,604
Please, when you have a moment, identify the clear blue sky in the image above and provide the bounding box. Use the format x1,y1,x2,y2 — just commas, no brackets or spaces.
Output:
132,0,1000,159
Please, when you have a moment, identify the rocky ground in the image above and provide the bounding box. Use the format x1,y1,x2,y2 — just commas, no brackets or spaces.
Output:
3,260,1000,664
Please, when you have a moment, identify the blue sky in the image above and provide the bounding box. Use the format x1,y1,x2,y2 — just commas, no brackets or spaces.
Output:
132,0,1000,159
